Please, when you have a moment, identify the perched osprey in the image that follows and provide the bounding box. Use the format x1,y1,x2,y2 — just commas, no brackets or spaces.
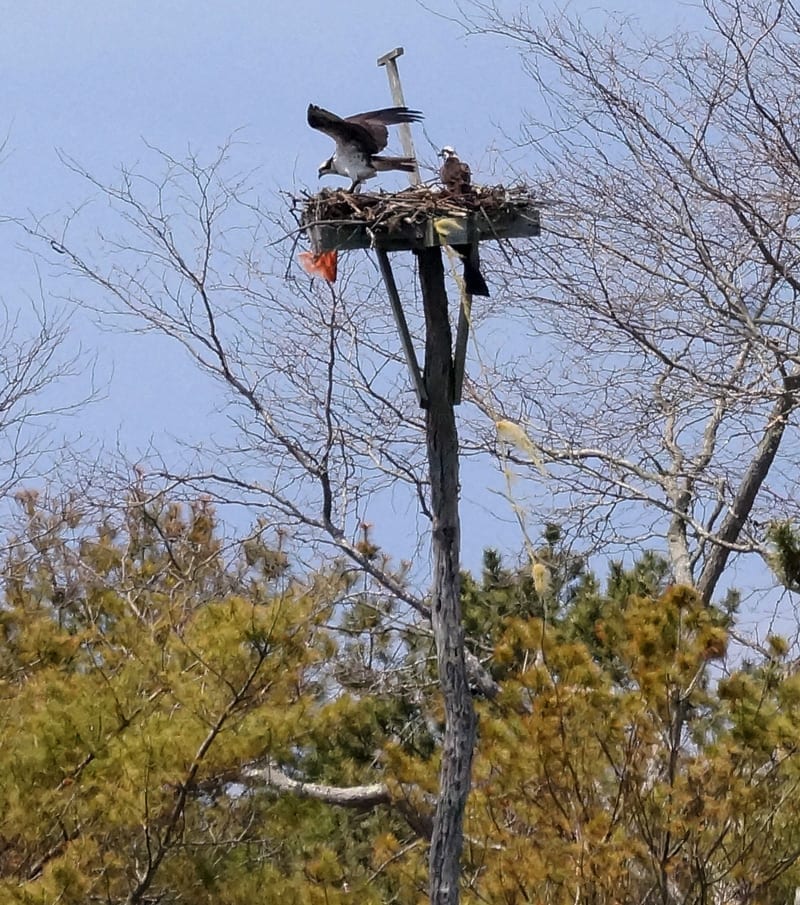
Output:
438,147,490,297
439,145,473,195
308,103,423,192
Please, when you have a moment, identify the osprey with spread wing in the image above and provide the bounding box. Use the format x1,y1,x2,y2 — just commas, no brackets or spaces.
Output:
308,103,423,192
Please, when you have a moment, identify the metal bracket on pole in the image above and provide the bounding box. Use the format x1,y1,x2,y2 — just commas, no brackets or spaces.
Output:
375,248,428,408
377,47,421,187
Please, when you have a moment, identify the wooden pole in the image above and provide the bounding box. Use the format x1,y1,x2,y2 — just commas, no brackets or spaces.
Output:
417,245,477,905
377,48,476,905
377,47,422,187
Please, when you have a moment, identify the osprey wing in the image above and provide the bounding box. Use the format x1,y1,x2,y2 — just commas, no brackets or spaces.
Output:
307,104,381,153
344,107,424,153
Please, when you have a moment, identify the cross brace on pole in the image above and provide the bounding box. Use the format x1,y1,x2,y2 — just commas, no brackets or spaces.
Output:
375,248,428,407
452,291,471,406
376,47,427,407
451,242,484,404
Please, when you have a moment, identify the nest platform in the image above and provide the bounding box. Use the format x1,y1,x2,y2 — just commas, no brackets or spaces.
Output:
300,184,540,253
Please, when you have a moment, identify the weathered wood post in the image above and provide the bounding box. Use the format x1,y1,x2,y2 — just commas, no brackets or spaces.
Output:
417,244,477,905
378,48,476,905
377,47,422,187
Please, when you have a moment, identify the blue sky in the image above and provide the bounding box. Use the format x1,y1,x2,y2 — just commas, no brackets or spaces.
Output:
1,0,702,571
2,0,528,434
2,1,531,195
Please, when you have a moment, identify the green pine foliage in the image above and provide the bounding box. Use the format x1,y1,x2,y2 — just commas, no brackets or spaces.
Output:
767,520,800,592
0,493,407,904
3,498,800,903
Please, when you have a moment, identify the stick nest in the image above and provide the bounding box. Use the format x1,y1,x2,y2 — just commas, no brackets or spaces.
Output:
299,183,535,236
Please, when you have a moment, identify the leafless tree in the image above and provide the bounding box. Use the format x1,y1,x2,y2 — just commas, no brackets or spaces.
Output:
28,2,800,893
445,0,800,612
26,141,502,897
33,147,433,598
0,128,91,545
0,297,86,520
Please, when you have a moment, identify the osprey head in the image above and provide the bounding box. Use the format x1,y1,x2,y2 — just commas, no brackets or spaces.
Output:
318,156,335,179
439,146,457,159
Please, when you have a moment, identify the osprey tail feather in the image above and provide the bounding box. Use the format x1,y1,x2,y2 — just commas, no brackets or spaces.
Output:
462,259,490,297
372,155,417,173
452,244,490,297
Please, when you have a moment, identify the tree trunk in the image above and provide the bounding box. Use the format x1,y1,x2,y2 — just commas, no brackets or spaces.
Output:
417,246,477,905
696,373,799,602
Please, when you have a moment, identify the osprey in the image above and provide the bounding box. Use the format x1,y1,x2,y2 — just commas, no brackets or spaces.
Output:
439,145,473,195
308,103,423,192
438,147,490,297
